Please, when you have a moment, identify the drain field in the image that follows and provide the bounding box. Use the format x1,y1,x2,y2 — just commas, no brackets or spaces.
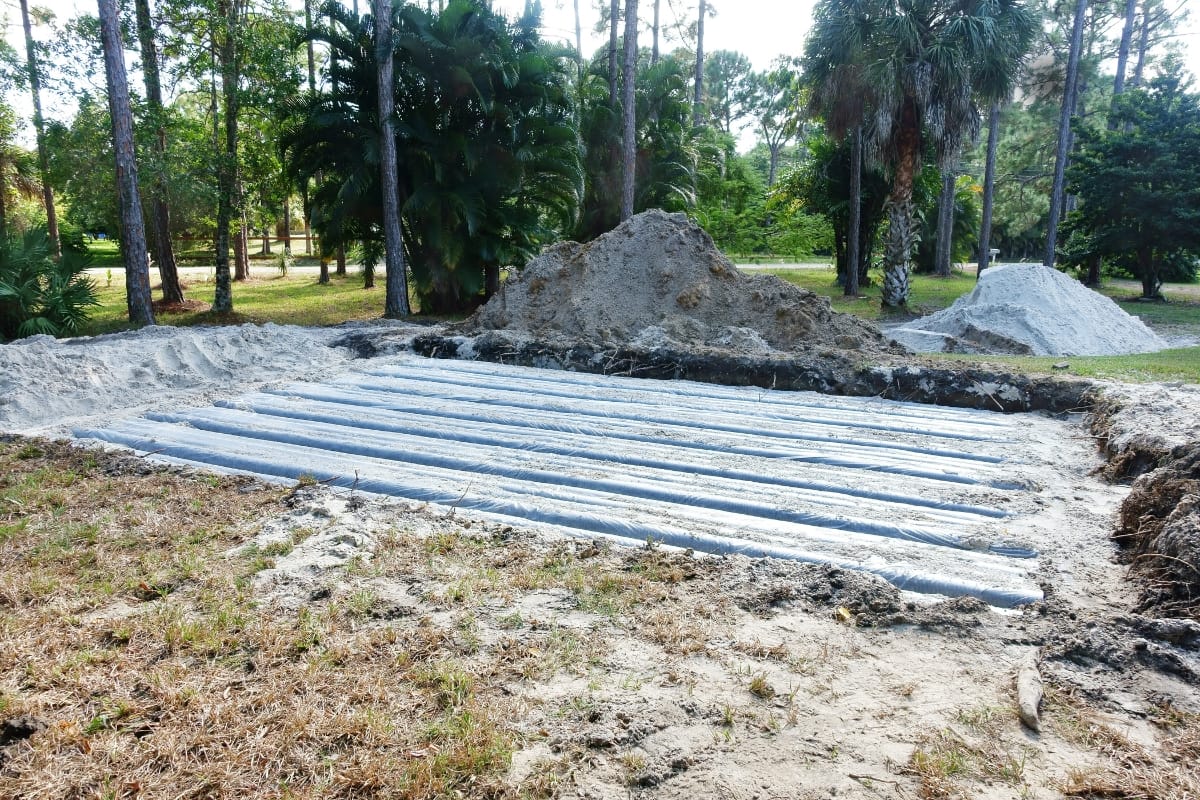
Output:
75,354,1068,606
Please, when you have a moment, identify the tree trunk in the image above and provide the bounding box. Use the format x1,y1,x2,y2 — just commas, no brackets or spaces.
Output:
234,212,248,280
281,197,292,255
620,0,639,221
336,245,347,275
319,257,329,284
0,188,7,241
977,102,1000,278
934,164,956,277
651,0,660,65
767,142,780,188
845,125,862,298
573,0,582,60
376,0,410,317
608,0,619,106
98,0,154,327
693,0,706,128
1138,246,1160,299
1044,0,1087,269
881,105,919,308
262,227,272,254
19,0,60,260
134,0,183,304
1131,0,1151,88
485,264,500,298
213,0,239,313
1110,0,1137,125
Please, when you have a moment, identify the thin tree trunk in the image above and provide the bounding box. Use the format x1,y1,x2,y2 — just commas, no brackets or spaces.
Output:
134,0,183,304
845,125,861,298
376,0,410,317
98,0,154,327
977,102,1000,278
1111,0,1137,117
19,0,60,260
281,197,292,255
934,164,955,277
213,0,239,313
336,244,347,275
262,226,271,254
620,0,639,221
1044,0,1087,269
608,0,619,106
693,0,705,128
1130,0,1151,88
235,211,248,280
573,0,582,60
651,0,660,65
767,142,780,187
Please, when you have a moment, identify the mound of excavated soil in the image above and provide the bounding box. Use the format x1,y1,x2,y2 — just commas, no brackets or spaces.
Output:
1116,443,1200,617
889,263,1168,356
464,210,892,354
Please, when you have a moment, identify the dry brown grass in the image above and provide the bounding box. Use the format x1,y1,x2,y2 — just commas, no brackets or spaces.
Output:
1049,683,1200,800
0,442,719,799
0,439,520,799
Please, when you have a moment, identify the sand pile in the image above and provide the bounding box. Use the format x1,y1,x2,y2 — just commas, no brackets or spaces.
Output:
0,323,360,434
889,263,1168,356
465,210,890,354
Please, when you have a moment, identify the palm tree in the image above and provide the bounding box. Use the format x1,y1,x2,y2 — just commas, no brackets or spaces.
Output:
805,0,1037,307
0,141,40,243
283,0,581,313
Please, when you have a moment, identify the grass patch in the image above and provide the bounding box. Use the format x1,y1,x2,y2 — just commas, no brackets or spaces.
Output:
80,273,402,335
0,438,527,799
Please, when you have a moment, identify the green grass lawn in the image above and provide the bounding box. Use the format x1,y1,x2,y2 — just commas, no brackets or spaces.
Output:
81,272,398,336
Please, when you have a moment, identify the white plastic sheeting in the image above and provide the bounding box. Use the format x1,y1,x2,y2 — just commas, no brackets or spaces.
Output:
75,354,1047,606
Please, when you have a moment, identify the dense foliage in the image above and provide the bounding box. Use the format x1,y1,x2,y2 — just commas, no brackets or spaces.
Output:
1060,72,1200,298
0,228,98,341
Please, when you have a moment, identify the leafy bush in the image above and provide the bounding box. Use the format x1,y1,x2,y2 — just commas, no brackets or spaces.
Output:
0,227,99,341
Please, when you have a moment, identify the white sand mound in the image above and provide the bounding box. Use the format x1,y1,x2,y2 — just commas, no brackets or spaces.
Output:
889,264,1169,356
466,210,891,354
0,323,375,434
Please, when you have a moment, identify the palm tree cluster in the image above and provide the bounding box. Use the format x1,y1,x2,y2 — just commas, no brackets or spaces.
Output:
282,0,582,313
804,0,1037,307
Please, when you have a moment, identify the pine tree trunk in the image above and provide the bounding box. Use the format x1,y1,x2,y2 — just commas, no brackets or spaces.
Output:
1110,0,1137,122
934,165,955,277
620,0,638,221
845,125,862,298
608,0,619,106
19,0,60,260
376,0,410,317
262,227,272,254
693,0,705,128
134,0,183,304
98,0,154,327
977,102,1000,278
212,0,239,313
1045,0,1087,269
1131,0,1151,88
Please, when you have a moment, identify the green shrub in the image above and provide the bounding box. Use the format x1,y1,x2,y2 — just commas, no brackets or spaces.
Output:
0,227,99,341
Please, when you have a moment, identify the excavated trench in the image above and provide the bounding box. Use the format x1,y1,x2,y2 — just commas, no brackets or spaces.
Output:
73,348,1117,609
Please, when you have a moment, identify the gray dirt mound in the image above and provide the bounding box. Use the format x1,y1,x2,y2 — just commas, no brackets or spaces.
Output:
463,210,892,354
889,263,1168,356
